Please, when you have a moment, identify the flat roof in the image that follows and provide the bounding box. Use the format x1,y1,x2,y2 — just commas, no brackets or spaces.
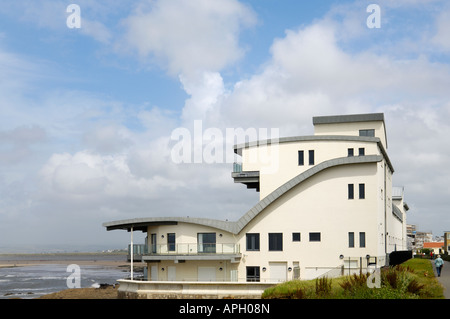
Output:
312,113,385,125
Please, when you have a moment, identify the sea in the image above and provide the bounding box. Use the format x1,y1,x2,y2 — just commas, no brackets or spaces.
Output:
0,253,134,299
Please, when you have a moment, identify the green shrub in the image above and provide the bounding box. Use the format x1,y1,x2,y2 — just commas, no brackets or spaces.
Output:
262,259,440,299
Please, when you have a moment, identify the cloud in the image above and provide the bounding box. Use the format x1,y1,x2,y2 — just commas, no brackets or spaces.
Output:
431,9,450,51
0,125,47,165
118,0,257,77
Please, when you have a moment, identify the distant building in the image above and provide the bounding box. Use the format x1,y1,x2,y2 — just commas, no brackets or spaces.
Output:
423,242,444,255
444,232,450,254
103,113,409,298
407,224,417,251
414,231,433,251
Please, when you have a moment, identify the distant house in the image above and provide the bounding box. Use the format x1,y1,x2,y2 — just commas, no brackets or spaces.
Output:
103,113,409,297
423,242,444,255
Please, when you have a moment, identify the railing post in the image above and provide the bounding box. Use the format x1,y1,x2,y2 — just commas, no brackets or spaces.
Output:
130,226,134,280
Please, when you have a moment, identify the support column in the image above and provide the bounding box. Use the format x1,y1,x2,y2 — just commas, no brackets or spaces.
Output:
130,226,133,280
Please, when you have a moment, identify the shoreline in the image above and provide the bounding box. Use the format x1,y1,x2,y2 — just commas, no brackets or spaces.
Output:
0,253,143,299
0,252,133,269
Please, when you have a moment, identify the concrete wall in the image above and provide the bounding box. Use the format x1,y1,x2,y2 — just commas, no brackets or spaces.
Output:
117,279,275,299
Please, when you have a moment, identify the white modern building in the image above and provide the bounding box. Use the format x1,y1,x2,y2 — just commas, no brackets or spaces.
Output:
103,113,409,297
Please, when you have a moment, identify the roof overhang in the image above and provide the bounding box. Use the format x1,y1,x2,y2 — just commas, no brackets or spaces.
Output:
102,217,237,234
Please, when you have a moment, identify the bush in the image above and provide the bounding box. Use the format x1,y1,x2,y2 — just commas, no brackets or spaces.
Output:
262,259,439,299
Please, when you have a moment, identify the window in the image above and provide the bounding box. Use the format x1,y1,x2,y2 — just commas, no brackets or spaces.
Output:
167,233,176,252
298,150,304,166
348,148,354,157
359,129,375,137
198,233,216,253
348,184,354,199
246,233,260,251
348,232,355,248
360,232,366,248
292,233,301,242
359,148,365,156
269,233,283,251
359,183,365,199
151,233,157,253
246,266,260,282
309,150,315,165
309,232,321,242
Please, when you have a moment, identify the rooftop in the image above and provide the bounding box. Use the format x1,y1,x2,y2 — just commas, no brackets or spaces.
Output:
312,113,385,125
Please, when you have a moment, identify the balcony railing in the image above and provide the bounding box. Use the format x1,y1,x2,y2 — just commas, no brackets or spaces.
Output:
129,243,240,256
233,162,242,173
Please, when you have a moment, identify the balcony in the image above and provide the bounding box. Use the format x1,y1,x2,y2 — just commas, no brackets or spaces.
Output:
231,162,260,192
130,243,241,263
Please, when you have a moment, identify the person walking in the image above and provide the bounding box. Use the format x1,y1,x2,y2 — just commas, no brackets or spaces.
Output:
435,255,444,277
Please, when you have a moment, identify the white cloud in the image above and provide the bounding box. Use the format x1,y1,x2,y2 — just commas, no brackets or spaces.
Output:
119,0,257,77
431,10,450,51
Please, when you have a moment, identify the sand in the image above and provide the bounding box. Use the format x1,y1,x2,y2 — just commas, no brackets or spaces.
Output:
36,285,120,299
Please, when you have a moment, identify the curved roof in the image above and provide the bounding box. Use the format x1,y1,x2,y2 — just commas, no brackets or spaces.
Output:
103,155,383,235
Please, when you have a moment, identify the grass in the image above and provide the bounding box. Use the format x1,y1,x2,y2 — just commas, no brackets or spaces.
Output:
262,258,445,299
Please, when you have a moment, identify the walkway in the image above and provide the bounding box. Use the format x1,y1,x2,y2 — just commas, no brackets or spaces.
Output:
431,259,450,299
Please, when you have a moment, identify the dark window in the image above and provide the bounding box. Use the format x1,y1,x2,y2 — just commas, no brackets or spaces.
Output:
269,233,283,251
198,233,216,253
360,232,366,248
349,232,355,248
359,129,375,137
309,232,321,242
348,148,354,157
359,184,365,199
348,184,354,199
292,233,301,242
151,233,157,253
246,267,260,282
309,150,315,165
246,233,260,251
167,233,176,252
359,148,365,156
298,150,304,166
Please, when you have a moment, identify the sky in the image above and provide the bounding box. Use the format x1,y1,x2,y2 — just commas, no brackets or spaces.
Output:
1,0,450,252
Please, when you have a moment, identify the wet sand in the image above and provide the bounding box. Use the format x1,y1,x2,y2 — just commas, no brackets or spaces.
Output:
0,253,140,299
0,253,131,269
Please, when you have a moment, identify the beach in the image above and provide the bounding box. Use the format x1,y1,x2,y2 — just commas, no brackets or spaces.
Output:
0,253,142,299
0,253,130,268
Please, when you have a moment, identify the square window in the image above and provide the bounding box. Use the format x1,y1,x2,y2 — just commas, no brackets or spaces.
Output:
292,233,301,242
348,148,354,157
198,233,216,253
269,233,283,251
359,148,365,156
246,233,260,251
309,232,321,242
246,267,260,282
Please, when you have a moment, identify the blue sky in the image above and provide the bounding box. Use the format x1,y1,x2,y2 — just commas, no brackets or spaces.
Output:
1,0,450,252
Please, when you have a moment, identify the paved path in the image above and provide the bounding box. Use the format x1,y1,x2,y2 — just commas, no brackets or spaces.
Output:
431,259,450,299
